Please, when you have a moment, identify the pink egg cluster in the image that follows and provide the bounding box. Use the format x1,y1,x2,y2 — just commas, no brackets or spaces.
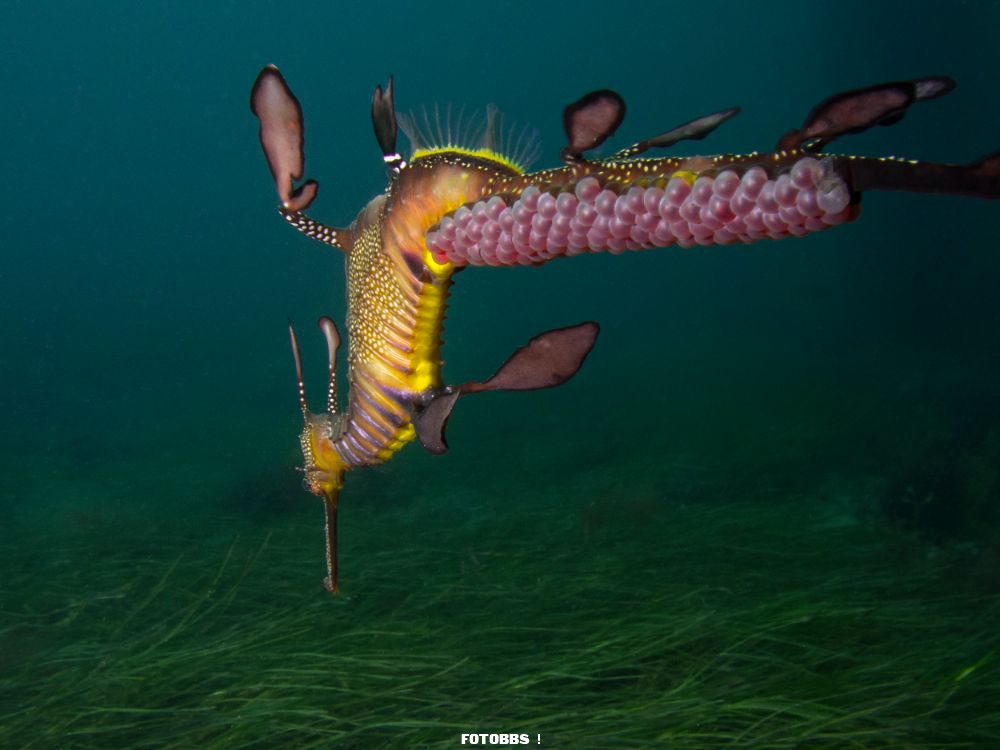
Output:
425,157,854,267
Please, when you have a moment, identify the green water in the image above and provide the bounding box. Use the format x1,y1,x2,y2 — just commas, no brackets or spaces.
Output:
2,1,1000,747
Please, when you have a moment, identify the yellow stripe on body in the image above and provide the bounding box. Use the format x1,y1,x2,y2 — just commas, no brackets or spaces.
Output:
337,150,522,468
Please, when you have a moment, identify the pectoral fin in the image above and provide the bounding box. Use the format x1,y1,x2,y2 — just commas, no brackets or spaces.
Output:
413,389,462,455
561,90,626,163
613,107,740,159
412,322,600,454
778,76,955,152
250,65,318,212
464,321,600,393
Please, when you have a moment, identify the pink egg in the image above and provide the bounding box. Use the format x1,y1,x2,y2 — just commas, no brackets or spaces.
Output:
637,212,659,231
556,192,578,216
528,229,547,252
661,203,681,222
762,211,786,232
512,202,531,225
653,224,676,245
666,177,691,205
709,195,735,222
715,229,736,245
479,245,499,266
497,248,516,267
817,181,850,214
774,174,797,207
691,222,714,240
466,241,483,265
613,196,635,223
630,226,650,245
521,185,541,210
680,199,701,223
757,181,779,213
691,176,714,206
643,187,665,213
513,232,531,254
486,196,506,219
530,213,551,233
576,203,598,227
574,177,601,202
699,205,724,230
790,157,821,189
714,170,740,199
727,218,747,235
744,206,765,231
483,221,501,242
595,190,618,216
740,167,768,198
731,189,756,217
625,187,645,215
796,189,822,217
670,220,693,240
587,226,609,247
778,205,803,226
537,192,557,219
610,216,632,239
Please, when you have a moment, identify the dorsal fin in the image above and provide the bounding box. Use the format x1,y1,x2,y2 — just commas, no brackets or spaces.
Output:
561,90,626,164
612,106,740,159
372,76,405,172
398,102,539,174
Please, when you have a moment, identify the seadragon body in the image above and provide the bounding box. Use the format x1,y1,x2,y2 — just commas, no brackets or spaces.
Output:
250,66,999,594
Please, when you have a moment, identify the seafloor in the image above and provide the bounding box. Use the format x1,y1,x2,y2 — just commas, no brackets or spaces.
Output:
3,376,999,748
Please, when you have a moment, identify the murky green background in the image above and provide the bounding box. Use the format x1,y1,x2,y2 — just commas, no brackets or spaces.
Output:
2,1,999,747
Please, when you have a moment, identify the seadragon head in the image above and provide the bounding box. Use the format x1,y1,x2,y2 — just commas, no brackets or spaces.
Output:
288,316,346,501
299,412,344,499
287,316,347,593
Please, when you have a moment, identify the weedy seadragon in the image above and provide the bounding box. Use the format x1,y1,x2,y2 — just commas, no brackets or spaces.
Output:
250,65,999,594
